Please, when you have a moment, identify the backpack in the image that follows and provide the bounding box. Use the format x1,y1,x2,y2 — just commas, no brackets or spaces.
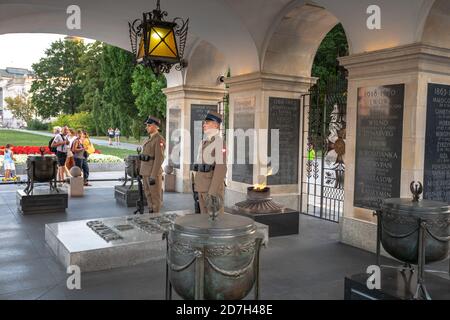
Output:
49,134,61,153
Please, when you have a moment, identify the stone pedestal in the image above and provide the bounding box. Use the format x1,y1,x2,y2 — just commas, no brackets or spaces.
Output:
163,85,226,193
114,185,147,207
224,72,315,211
230,208,299,237
164,174,176,192
45,210,269,272
69,176,84,197
344,268,450,300
339,43,450,254
17,188,68,215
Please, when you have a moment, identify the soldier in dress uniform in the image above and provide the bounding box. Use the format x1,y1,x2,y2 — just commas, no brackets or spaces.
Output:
192,111,227,214
140,116,165,213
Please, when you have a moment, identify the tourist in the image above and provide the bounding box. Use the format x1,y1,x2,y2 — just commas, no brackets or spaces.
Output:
308,144,316,161
2,144,16,180
51,126,69,183
65,128,77,171
115,128,121,145
49,126,62,153
107,128,114,145
81,130,94,186
72,130,87,181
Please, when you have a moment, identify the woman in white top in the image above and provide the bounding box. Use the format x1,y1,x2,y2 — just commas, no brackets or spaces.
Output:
65,128,77,172
115,128,121,145
108,128,114,145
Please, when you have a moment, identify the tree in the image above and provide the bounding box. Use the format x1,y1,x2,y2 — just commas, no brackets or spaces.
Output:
30,39,86,118
312,23,349,81
77,41,104,112
131,64,167,136
99,44,138,138
4,94,36,124
77,41,105,135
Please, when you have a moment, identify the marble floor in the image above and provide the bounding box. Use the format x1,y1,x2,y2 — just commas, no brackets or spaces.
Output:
0,172,447,300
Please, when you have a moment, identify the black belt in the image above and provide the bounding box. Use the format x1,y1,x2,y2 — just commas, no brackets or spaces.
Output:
193,164,215,172
140,155,155,162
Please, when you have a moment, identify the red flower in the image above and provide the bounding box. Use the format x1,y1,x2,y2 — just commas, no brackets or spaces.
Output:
0,145,51,155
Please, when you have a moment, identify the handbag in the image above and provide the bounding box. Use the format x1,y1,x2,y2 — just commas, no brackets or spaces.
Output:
65,155,75,170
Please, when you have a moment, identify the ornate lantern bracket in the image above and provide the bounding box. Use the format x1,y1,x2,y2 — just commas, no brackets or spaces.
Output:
129,0,189,75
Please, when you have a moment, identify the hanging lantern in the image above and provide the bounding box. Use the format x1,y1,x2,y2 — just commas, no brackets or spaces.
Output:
129,0,189,75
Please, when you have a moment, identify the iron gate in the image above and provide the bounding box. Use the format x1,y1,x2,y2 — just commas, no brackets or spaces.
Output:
300,77,347,222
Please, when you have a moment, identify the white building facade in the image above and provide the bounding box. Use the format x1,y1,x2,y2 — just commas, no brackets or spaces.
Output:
0,67,34,128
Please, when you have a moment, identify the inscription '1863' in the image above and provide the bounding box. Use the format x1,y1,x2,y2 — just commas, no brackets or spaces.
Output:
354,84,405,210
424,83,450,202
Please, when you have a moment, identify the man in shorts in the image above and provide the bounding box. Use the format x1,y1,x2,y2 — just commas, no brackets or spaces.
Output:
52,126,69,183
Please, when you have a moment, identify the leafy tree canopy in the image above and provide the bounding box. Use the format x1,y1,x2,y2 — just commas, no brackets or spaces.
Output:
312,23,349,81
30,39,86,118
132,64,167,134
4,94,36,124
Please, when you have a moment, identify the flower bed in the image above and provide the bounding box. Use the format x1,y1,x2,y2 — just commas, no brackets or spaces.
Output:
0,146,52,155
0,153,123,167
0,145,102,155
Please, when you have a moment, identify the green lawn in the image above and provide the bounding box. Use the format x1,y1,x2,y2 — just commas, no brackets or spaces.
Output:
92,145,137,159
91,135,146,144
0,129,134,158
0,129,50,147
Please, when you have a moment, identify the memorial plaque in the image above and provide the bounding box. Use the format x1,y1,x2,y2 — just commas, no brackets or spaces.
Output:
190,104,217,167
232,97,255,184
354,84,405,210
168,108,181,169
267,97,300,185
424,83,450,202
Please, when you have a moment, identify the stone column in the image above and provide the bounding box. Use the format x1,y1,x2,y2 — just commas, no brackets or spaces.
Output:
224,72,315,209
339,43,450,253
163,85,226,193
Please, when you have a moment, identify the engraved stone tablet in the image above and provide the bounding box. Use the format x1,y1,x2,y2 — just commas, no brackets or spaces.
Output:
424,83,450,202
190,104,218,167
354,84,405,210
168,108,181,169
232,97,255,184
267,97,300,185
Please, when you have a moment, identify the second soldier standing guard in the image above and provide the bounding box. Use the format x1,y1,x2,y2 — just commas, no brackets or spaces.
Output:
140,116,165,213
193,111,227,214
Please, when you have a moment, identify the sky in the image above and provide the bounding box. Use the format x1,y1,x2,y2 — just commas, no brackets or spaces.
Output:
0,33,93,70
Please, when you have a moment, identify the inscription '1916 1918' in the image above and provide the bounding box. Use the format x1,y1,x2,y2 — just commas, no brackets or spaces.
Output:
354,84,405,210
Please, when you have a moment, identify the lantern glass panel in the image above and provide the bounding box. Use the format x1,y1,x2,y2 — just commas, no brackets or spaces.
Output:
137,38,145,60
149,27,178,58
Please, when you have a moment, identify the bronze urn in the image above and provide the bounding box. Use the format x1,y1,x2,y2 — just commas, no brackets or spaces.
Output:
166,213,263,300
375,181,450,299
24,149,58,195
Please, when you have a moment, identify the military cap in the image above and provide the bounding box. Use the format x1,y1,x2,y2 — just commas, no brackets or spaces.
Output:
144,116,161,127
204,111,223,124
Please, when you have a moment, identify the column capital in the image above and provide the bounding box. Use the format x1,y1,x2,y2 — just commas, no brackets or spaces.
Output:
163,85,226,101
225,71,317,94
339,43,450,80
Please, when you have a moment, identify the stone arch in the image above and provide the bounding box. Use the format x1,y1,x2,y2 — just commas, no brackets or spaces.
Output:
261,2,346,78
0,0,260,79
183,40,227,88
420,0,450,49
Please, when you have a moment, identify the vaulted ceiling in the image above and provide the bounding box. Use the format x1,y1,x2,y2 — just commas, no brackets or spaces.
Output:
0,0,445,85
